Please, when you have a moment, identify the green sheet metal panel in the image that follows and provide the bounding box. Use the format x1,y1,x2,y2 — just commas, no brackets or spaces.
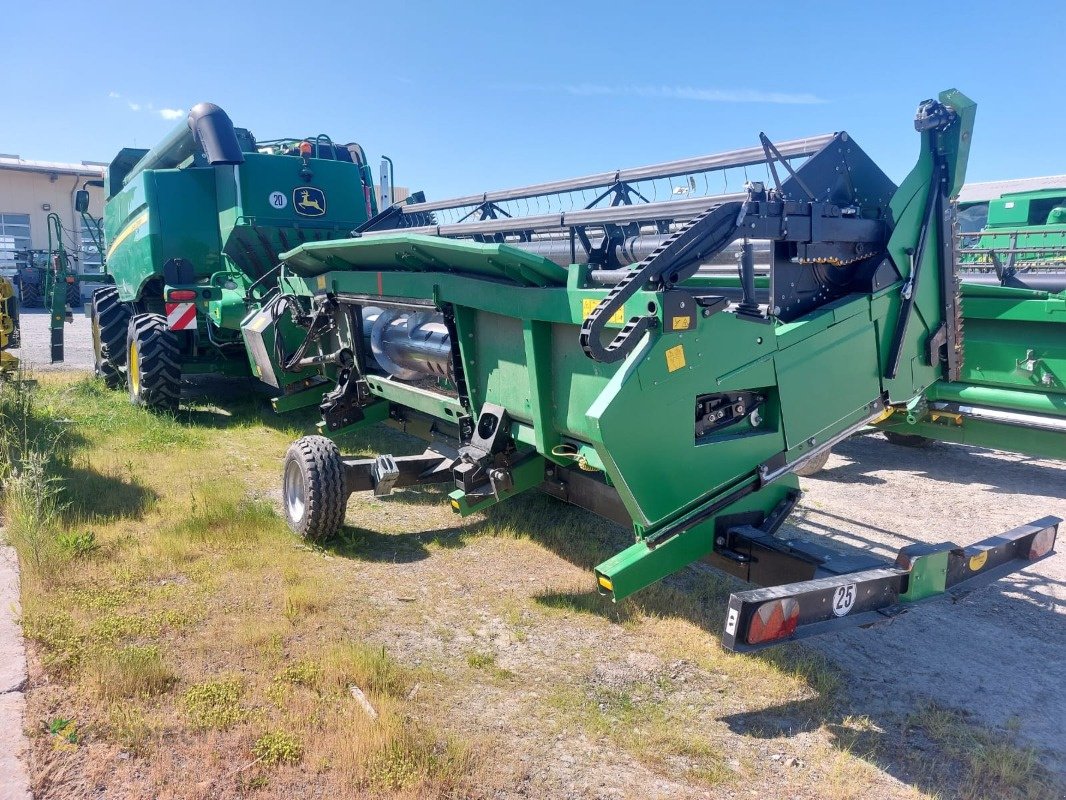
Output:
280,234,570,286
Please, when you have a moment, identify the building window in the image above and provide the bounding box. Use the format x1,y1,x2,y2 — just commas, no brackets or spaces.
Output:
79,218,104,272
0,213,31,266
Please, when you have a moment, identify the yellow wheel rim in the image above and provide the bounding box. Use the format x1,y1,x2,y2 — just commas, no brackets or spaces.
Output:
129,341,140,394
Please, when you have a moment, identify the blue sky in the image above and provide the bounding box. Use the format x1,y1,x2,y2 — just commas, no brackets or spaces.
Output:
3,0,1063,197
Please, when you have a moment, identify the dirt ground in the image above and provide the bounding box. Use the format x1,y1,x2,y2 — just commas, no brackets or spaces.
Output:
12,309,94,373
8,314,1065,797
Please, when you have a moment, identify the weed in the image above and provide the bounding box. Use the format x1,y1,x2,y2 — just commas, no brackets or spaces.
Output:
21,609,84,675
466,651,496,669
283,581,327,622
107,704,156,754
182,677,246,730
253,730,303,766
46,717,79,743
84,644,174,700
277,658,322,688
56,529,98,557
318,642,409,698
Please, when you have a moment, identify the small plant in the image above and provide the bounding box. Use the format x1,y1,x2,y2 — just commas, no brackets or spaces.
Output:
466,651,496,669
107,704,155,754
85,644,174,700
46,717,79,744
253,730,303,766
276,658,321,688
182,677,246,730
56,529,98,557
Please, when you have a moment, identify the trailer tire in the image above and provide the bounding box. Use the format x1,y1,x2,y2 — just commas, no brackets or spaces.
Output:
91,286,130,388
883,431,933,448
126,313,181,411
794,448,832,477
283,436,347,542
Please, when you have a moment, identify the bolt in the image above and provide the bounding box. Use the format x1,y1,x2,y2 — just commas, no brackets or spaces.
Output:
807,437,816,446
756,337,763,345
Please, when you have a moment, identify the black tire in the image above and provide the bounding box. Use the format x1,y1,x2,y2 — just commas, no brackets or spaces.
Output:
19,280,41,308
91,287,131,388
794,447,832,477
883,431,933,448
126,313,181,411
66,280,82,309
283,436,347,541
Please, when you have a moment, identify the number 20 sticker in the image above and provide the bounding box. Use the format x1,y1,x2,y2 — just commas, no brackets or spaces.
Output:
268,191,287,209
832,584,856,617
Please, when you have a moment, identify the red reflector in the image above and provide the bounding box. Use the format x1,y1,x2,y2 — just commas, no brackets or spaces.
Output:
299,141,313,156
168,289,197,301
1028,528,1055,560
746,598,800,645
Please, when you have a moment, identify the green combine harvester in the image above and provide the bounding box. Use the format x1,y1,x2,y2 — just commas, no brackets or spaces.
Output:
235,89,1058,651
93,103,378,409
872,185,1065,455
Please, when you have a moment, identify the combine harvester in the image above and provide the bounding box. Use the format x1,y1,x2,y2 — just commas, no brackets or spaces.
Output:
92,103,377,409
240,89,1058,652
872,183,1066,456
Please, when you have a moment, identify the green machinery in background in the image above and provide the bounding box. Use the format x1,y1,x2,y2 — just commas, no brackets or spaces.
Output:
0,276,20,375
242,89,1058,652
92,103,378,409
873,185,1065,456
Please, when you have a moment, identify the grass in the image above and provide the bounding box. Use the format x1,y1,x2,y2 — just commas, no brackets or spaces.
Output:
3,372,1060,800
3,375,470,796
904,703,1061,800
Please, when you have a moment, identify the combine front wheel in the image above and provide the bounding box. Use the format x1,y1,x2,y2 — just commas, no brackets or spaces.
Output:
283,436,347,541
126,314,181,411
91,287,130,388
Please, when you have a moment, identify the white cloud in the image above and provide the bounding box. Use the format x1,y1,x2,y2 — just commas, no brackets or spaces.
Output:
108,91,121,99
128,102,141,111
158,108,184,121
514,83,827,105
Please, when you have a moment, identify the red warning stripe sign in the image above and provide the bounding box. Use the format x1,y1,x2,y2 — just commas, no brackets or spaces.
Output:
165,302,197,331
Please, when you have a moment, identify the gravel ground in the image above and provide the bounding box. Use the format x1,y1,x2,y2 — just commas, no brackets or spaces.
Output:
797,437,1066,773
12,308,94,373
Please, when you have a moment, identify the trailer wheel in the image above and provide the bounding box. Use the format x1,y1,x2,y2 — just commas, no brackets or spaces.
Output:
126,313,181,411
794,448,832,477
91,287,131,388
283,436,347,541
883,431,933,448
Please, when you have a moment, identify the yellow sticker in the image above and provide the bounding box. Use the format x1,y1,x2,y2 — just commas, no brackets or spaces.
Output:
582,298,624,324
671,315,691,331
316,275,327,290
968,550,988,571
665,344,686,372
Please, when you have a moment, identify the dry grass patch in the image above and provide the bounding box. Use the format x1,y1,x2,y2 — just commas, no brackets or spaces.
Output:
84,644,175,700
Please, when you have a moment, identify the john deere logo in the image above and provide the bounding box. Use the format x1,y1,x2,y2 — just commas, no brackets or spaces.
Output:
293,187,326,217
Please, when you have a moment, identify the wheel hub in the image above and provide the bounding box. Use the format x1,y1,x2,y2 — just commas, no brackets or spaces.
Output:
284,458,307,524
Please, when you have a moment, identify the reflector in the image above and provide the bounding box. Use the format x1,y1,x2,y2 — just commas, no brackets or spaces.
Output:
746,598,800,645
1028,527,1056,560
168,289,197,301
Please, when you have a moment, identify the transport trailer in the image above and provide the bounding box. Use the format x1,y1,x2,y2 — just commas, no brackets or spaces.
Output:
244,90,1059,652
92,103,377,409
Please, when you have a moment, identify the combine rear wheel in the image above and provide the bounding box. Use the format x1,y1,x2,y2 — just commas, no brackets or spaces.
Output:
18,280,41,308
283,436,347,541
66,280,82,309
126,313,181,411
91,287,131,388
